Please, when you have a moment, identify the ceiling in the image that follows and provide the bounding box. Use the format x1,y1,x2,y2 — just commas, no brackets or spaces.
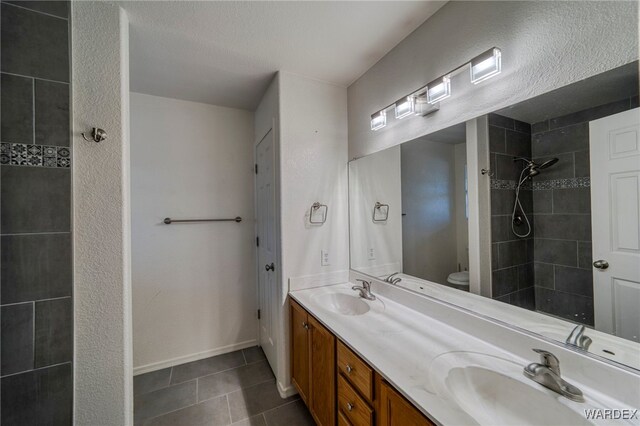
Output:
497,61,639,124
121,1,446,111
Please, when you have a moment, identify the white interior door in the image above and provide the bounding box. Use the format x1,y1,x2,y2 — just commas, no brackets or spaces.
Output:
256,129,278,367
590,108,640,342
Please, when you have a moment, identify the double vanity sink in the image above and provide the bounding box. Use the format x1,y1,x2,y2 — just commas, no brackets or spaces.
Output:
290,282,639,425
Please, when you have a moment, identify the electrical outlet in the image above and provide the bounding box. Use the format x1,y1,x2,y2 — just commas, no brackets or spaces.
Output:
321,249,330,266
368,247,376,260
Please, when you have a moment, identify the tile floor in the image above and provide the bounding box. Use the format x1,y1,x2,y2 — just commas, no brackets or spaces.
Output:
134,346,315,426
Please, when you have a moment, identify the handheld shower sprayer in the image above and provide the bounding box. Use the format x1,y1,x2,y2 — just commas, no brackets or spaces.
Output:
510,156,559,237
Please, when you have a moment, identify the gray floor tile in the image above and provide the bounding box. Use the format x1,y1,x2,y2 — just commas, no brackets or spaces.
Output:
143,395,230,426
242,346,266,364
199,360,274,401
231,415,267,426
134,380,197,424
264,400,315,426
228,380,298,423
171,351,246,384
134,368,172,396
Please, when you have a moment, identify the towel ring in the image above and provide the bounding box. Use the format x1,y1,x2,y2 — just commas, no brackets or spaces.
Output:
309,202,328,224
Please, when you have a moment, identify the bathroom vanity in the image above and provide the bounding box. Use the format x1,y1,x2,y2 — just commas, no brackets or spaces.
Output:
290,297,434,426
289,281,640,426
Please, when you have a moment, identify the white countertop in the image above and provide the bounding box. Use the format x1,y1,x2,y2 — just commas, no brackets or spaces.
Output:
289,282,639,426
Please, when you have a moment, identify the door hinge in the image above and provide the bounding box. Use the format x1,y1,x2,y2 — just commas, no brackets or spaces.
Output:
257,309,261,319
255,164,258,174
256,236,260,247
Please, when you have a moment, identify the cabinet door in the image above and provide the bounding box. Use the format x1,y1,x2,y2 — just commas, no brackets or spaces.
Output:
379,381,434,426
309,315,336,426
290,300,310,403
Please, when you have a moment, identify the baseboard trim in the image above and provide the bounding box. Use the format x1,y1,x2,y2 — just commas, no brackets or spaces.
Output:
277,380,298,399
133,339,258,376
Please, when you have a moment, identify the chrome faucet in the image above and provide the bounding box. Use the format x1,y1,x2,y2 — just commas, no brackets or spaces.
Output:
384,272,402,285
352,279,376,301
523,349,584,402
566,325,592,350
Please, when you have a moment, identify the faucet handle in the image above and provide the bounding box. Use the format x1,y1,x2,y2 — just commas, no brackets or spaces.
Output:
355,279,371,289
532,349,560,374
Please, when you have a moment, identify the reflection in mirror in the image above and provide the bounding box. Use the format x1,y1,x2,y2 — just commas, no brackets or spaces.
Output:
349,61,639,371
349,126,469,290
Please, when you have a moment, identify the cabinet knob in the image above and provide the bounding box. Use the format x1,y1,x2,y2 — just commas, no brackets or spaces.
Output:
302,322,309,330
345,364,353,374
346,402,354,412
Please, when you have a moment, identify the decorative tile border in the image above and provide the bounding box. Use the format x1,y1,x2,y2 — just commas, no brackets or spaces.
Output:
0,142,70,168
491,177,590,190
532,177,590,190
490,179,531,190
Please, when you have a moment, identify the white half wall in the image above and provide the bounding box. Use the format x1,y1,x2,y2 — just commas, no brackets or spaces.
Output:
72,2,132,424
275,72,349,395
348,1,638,158
130,93,256,372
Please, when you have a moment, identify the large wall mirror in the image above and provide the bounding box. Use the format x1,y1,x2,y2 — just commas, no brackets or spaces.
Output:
349,61,640,371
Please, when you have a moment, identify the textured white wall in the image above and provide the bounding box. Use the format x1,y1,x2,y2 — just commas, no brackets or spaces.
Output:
349,146,403,276
348,1,638,158
257,72,348,396
72,2,132,424
130,93,256,373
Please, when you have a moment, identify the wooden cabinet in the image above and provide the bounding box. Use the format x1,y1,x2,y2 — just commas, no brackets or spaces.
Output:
291,299,310,403
290,299,433,426
378,380,434,426
290,299,336,426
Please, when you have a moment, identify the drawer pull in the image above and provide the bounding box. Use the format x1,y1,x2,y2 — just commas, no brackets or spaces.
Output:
345,364,353,374
346,402,354,412
302,322,309,330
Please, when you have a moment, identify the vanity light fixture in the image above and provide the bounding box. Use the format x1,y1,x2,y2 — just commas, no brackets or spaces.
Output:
371,110,387,131
426,75,451,104
470,47,502,84
369,47,502,131
394,95,416,119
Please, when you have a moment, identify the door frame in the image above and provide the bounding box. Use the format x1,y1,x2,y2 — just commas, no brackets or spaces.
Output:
253,120,282,373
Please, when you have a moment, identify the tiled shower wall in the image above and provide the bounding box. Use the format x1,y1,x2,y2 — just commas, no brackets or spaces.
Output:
531,96,638,325
1,1,73,424
488,113,535,309
489,97,638,325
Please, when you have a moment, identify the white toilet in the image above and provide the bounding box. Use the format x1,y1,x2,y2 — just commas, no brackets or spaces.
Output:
446,271,470,291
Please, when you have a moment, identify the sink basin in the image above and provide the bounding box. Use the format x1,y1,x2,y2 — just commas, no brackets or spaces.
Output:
429,352,598,426
445,366,590,426
312,293,370,316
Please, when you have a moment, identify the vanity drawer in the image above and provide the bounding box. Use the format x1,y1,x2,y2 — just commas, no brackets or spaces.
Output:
338,411,353,426
337,340,374,402
338,375,373,426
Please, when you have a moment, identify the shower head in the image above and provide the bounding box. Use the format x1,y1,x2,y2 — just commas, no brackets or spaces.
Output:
537,157,559,169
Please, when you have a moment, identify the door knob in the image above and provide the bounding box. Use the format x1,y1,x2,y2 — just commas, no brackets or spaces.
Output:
265,263,275,271
593,260,609,270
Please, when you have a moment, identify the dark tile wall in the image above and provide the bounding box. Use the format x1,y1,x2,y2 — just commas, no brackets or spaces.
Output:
530,97,636,325
1,1,72,424
488,113,535,310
